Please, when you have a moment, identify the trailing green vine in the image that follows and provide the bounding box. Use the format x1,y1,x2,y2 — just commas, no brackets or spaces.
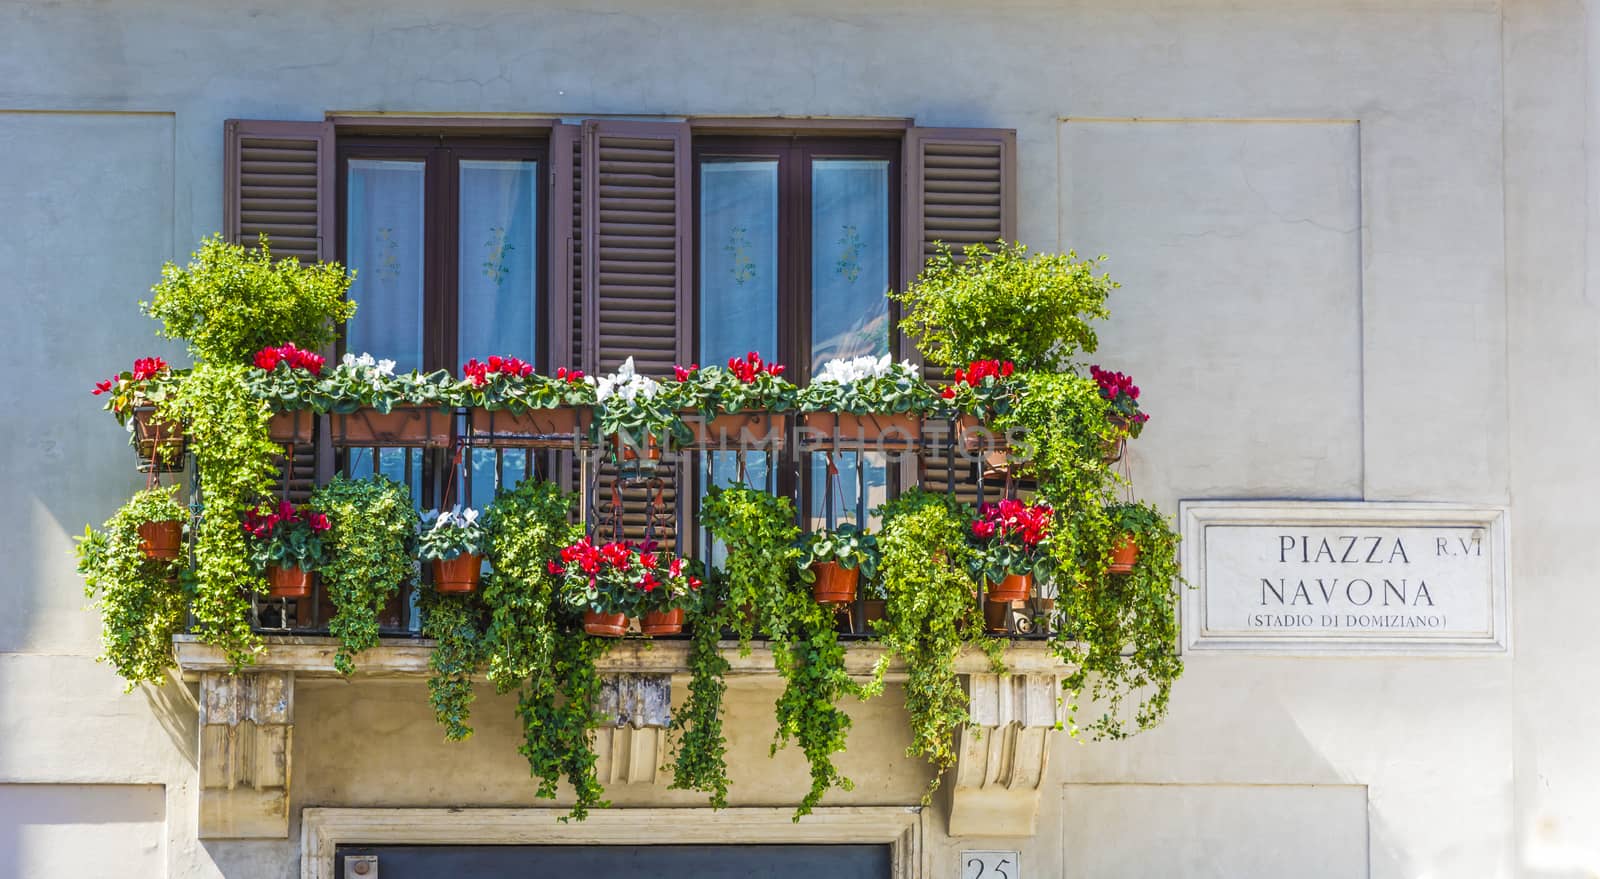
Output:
75,487,188,688
309,475,418,675
168,364,277,668
418,586,487,742
668,582,731,808
480,481,578,690
873,489,997,799
701,485,861,818
516,625,613,820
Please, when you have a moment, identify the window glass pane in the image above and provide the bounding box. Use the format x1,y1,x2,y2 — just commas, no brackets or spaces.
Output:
468,447,528,511
458,159,539,362
807,451,886,531
346,160,426,372
699,159,779,365
811,159,891,373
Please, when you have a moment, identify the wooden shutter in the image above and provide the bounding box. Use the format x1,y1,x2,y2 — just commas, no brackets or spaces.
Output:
224,119,335,261
902,127,1017,504
224,119,337,505
579,120,692,544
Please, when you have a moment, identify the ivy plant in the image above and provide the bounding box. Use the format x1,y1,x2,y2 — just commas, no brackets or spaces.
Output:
894,240,1115,373
668,578,732,808
143,234,356,366
418,586,488,742
75,486,188,688
309,475,419,676
480,481,580,691
517,626,613,820
168,364,278,668
1054,501,1184,740
871,489,999,800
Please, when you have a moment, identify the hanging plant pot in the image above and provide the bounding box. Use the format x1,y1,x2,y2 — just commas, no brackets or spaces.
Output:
799,411,922,450
1108,534,1140,574
957,415,1003,452
268,410,316,445
328,406,453,448
985,572,1034,603
130,406,186,472
984,598,1015,634
137,519,184,561
431,553,484,594
469,406,590,448
583,610,629,638
614,433,662,462
265,564,312,599
640,608,685,636
1101,414,1132,463
811,560,860,604
683,411,788,450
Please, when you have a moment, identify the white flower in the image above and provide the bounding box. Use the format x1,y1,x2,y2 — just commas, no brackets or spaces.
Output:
375,359,396,376
424,507,480,532
814,354,916,385
594,356,661,403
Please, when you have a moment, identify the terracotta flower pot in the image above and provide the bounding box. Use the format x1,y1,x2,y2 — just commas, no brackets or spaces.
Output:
265,564,312,599
469,406,589,448
957,416,1002,452
1108,534,1140,574
268,410,316,445
799,411,922,450
640,608,685,636
984,599,1016,634
811,561,860,604
583,610,629,637
985,572,1034,603
432,553,484,594
131,406,186,472
328,406,453,448
137,519,184,561
683,411,788,450
1101,415,1131,463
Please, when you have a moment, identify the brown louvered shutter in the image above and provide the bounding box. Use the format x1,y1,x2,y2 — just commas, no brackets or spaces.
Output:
580,120,692,544
224,119,337,504
902,127,1017,504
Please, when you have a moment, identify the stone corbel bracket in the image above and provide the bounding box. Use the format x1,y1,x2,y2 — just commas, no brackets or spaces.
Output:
594,673,672,785
947,672,1061,837
198,671,293,839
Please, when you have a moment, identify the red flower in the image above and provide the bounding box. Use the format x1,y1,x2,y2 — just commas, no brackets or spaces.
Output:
307,512,332,533
1000,361,1014,377
940,386,956,399
92,380,113,395
639,551,658,570
601,541,631,569
972,520,996,539
547,560,564,575
689,577,702,590
254,347,282,370
638,572,660,592
669,557,683,577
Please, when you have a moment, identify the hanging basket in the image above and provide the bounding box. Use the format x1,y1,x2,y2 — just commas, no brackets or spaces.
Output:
130,406,186,472
957,415,1004,452
799,411,922,451
468,406,590,448
265,564,313,599
328,406,453,448
1108,534,1140,574
431,553,484,594
640,608,685,636
137,519,184,561
1102,414,1132,463
583,610,629,638
811,561,860,604
985,572,1034,603
268,410,316,445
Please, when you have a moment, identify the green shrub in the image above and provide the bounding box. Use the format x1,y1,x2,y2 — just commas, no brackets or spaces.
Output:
76,487,188,687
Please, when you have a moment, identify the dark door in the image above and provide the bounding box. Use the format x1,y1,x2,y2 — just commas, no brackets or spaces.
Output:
334,844,893,878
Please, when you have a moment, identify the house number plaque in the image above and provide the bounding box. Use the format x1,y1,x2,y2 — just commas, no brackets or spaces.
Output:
1180,501,1509,654
962,850,1020,879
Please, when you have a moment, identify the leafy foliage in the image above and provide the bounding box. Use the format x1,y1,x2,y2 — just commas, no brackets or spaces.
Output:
798,357,937,415
668,583,732,808
480,482,579,690
517,627,613,820
966,498,1056,583
871,490,996,800
794,524,880,581
551,537,699,617
143,234,356,365
309,475,419,675
242,500,330,572
895,240,1114,372
1054,502,1184,739
698,486,801,650
668,356,798,414
417,507,488,562
75,487,188,688
169,364,277,667
419,587,487,741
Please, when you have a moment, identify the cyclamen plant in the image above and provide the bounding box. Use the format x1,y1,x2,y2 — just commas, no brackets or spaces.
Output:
309,354,453,414
92,356,182,427
593,356,688,451
418,507,488,562
800,354,936,415
242,500,331,573
549,536,700,617
795,523,880,582
937,358,1017,420
1090,365,1149,438
967,498,1056,583
456,356,593,411
670,351,798,415
243,343,330,412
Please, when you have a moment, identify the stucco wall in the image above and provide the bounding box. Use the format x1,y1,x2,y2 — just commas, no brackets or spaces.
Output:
0,0,1593,876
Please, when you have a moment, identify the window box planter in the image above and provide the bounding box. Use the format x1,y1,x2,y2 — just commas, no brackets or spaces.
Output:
468,406,590,449
680,411,788,450
137,519,184,560
798,411,922,450
265,564,313,599
328,406,453,448
268,410,316,445
130,405,186,472
583,611,630,638
985,572,1033,603
640,608,685,636
431,554,484,594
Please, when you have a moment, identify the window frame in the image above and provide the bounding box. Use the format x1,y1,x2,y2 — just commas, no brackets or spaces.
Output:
335,134,552,372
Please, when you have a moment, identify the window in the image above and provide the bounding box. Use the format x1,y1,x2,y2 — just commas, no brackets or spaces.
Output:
338,135,550,511
693,138,901,530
